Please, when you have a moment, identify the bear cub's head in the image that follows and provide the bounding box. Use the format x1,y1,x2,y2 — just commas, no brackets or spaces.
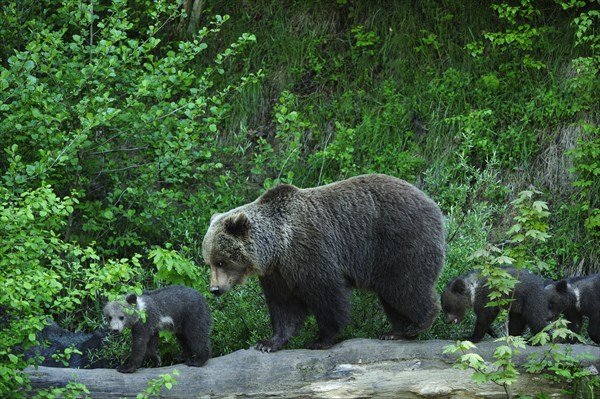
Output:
543,280,575,322
441,277,473,325
103,294,142,333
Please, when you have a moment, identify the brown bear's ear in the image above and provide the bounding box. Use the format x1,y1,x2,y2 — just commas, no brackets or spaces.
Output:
224,213,250,236
209,212,222,223
125,293,138,305
450,278,467,295
555,279,569,293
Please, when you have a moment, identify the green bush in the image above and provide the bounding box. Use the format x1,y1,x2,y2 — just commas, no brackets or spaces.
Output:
0,0,258,396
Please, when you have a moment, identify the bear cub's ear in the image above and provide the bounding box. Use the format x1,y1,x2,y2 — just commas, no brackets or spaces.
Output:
125,293,138,305
224,213,251,236
450,278,467,295
555,279,569,294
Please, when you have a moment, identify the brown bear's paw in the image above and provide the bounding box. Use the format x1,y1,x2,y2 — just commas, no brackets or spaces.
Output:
255,340,284,353
117,364,137,373
305,340,334,350
147,354,161,368
185,357,207,367
379,332,413,340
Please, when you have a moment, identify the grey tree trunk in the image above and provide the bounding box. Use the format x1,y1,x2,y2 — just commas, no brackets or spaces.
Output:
25,339,599,398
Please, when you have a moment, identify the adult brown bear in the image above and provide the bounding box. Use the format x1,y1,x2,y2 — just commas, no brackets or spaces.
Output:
202,174,445,352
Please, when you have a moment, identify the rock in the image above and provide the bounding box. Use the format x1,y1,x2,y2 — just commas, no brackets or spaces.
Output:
24,338,600,398
24,322,109,369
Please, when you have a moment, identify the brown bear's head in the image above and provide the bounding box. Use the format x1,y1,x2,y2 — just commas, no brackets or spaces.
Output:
202,211,267,296
441,277,472,324
544,279,576,322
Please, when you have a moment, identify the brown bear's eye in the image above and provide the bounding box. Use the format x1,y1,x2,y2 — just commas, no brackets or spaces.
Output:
217,262,224,268
119,316,125,321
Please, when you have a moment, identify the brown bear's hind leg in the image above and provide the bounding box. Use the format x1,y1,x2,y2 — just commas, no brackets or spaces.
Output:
378,292,439,339
305,287,351,349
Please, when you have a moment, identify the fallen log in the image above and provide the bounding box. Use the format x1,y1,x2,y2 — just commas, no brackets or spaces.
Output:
25,338,599,398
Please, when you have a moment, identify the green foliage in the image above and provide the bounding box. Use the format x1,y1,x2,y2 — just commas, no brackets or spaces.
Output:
249,90,314,188
149,244,206,289
0,183,145,397
0,0,259,259
472,190,552,274
135,369,179,399
526,319,600,397
50,346,83,368
468,0,547,72
351,25,380,55
31,381,91,399
208,281,271,356
443,336,527,397
0,0,258,396
568,126,600,239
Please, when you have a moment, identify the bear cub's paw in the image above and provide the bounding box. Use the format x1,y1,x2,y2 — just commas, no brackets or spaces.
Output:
462,335,483,343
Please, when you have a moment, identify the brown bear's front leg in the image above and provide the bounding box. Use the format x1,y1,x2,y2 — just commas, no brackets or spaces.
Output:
257,275,308,352
255,304,306,352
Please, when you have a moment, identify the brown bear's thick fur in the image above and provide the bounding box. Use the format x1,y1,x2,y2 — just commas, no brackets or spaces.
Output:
202,174,445,352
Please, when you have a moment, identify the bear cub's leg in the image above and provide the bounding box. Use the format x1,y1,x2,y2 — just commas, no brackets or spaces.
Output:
118,327,152,373
145,332,162,367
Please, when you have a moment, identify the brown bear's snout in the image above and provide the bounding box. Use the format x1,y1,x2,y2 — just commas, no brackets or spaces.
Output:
210,286,223,296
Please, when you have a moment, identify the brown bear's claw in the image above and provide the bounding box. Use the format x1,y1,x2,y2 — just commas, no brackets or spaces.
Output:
255,340,280,352
379,332,404,340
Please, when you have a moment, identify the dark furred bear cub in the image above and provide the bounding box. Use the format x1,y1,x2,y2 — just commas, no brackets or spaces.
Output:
103,285,211,373
441,266,548,342
544,273,600,344
202,174,445,352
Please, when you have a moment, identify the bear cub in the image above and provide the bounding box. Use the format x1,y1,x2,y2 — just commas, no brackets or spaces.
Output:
442,266,548,342
104,285,211,373
544,273,600,344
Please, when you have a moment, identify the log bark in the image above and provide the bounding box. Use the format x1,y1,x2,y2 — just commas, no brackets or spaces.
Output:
25,339,599,398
